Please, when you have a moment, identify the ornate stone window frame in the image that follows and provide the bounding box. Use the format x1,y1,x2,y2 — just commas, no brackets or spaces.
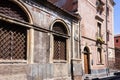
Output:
96,0,105,14
49,19,70,63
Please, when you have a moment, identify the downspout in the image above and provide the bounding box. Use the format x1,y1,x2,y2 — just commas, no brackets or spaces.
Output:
105,0,109,76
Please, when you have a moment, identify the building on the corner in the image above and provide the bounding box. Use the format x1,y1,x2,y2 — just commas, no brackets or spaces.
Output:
114,34,120,48
114,34,120,69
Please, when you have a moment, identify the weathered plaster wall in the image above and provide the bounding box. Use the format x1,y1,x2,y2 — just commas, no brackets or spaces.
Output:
0,0,82,80
78,0,114,75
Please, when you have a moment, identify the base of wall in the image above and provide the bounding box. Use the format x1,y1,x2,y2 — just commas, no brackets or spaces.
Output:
91,68,108,76
83,68,108,79
73,75,82,80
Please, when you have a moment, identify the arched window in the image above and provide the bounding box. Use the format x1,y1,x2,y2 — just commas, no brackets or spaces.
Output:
53,22,68,60
84,46,90,53
0,0,30,61
53,22,68,35
0,0,29,22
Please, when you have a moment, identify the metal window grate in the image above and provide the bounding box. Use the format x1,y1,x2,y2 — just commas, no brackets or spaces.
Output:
0,21,27,60
53,22,68,60
53,36,66,60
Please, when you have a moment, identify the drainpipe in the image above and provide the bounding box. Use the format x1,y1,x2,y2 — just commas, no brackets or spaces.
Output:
105,0,109,76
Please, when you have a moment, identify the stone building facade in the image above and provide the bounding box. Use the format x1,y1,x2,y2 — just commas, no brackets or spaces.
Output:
78,0,115,77
50,0,115,78
0,0,82,80
0,0,115,80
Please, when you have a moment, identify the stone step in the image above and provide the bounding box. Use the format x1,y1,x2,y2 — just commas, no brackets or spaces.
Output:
114,72,120,76
83,72,120,80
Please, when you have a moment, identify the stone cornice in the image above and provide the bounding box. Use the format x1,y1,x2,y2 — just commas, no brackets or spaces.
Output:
109,0,115,6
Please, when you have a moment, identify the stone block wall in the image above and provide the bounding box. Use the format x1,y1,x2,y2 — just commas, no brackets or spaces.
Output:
0,0,82,80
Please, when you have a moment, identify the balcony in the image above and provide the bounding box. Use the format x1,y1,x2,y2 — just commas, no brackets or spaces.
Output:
96,36,105,44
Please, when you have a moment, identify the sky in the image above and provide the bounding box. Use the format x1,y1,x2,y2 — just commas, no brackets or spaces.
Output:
114,0,120,35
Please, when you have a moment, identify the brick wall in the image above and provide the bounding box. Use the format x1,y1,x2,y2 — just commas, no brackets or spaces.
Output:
114,35,120,48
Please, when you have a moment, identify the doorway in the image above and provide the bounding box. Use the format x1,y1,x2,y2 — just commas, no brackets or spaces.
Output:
84,47,91,74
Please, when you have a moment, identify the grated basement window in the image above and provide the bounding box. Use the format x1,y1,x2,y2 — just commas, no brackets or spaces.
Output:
0,21,27,60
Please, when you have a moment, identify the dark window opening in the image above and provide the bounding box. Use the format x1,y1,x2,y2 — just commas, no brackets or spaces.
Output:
97,22,101,37
53,22,68,35
107,32,109,41
97,48,102,64
107,7,109,16
116,39,119,43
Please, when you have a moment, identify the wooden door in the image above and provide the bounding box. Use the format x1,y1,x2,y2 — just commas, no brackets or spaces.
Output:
84,53,90,74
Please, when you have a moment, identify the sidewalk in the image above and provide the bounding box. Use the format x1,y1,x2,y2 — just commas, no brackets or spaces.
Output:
92,72,120,80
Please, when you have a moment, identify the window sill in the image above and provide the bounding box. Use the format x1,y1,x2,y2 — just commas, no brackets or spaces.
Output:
0,60,27,64
53,60,67,63
71,58,82,61
95,14,104,22
97,63,104,65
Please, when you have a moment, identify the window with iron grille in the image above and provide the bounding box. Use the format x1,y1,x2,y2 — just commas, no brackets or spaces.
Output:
53,22,68,60
54,35,66,60
0,21,27,60
0,0,30,61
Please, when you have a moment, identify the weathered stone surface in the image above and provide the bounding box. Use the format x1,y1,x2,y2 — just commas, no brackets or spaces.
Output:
34,31,50,63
